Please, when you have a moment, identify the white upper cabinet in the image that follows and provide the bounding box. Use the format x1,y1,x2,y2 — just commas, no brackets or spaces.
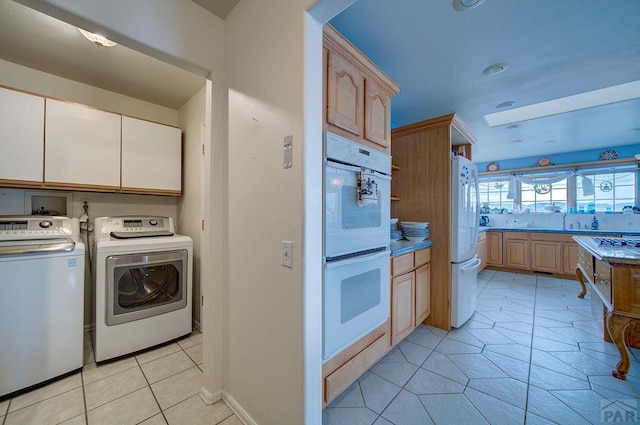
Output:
121,116,182,194
0,87,44,184
45,99,121,190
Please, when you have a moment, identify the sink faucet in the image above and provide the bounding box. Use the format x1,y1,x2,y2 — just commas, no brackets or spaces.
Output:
562,213,566,231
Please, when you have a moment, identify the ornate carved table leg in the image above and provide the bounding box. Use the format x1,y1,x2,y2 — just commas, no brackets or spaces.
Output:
606,312,635,380
575,266,587,299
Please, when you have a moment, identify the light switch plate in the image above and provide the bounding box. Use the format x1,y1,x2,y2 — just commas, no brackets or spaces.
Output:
282,240,292,267
283,135,292,169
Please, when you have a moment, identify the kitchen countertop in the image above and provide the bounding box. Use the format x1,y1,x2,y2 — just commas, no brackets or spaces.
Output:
573,236,640,266
478,227,640,236
390,239,433,257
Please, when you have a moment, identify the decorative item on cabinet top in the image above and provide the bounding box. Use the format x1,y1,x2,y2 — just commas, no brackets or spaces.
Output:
486,162,499,172
600,149,618,160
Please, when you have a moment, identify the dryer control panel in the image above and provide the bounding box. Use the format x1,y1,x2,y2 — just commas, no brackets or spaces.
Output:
94,216,175,239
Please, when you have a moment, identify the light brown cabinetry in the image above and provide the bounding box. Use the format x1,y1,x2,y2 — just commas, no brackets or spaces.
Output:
323,25,400,153
574,238,640,379
391,114,476,331
477,232,488,272
487,231,503,266
390,247,431,345
505,232,531,270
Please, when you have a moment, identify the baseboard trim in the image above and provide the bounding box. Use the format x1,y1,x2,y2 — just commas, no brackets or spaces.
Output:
199,386,222,405
192,319,201,331
223,391,257,425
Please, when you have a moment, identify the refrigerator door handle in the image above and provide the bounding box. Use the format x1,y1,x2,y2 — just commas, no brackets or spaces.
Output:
460,255,482,272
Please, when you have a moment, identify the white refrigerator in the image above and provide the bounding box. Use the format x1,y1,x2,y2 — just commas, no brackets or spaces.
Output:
450,155,481,328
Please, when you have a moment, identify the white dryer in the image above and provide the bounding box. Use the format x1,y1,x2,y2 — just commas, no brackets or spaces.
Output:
93,216,193,362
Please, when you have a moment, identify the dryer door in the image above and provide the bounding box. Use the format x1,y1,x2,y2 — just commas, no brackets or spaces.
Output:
106,249,188,325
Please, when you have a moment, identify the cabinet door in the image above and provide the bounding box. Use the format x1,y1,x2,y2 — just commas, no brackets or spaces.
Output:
477,236,487,272
505,238,530,270
327,52,364,137
531,240,560,273
415,263,431,325
391,272,415,346
0,87,44,184
487,232,503,266
45,99,120,189
563,242,580,275
364,79,390,149
121,116,182,194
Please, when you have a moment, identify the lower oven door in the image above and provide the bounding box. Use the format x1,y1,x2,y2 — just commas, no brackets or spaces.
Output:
106,250,188,325
323,249,390,362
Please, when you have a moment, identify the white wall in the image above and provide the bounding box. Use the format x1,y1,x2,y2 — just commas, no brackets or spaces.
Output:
0,59,177,125
178,87,206,327
223,1,323,423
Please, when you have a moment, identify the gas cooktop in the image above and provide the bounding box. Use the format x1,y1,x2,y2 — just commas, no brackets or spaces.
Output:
593,238,640,248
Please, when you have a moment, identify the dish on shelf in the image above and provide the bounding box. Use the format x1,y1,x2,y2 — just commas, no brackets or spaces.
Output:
600,150,618,160
486,162,499,172
404,236,426,242
400,221,429,228
537,157,550,167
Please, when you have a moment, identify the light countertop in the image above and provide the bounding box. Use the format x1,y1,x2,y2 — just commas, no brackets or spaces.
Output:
573,236,640,265
479,227,640,236
390,239,433,257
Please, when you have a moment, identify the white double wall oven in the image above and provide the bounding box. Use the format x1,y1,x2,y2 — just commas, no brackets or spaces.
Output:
323,132,391,362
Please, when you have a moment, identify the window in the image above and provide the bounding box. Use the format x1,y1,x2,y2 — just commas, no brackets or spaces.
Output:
576,170,637,212
478,164,638,213
521,180,567,212
478,179,512,210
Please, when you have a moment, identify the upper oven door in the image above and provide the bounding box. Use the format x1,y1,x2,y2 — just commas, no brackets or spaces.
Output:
325,160,390,258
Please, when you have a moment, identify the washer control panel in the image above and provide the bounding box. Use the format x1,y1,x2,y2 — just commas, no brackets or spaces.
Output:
0,217,75,240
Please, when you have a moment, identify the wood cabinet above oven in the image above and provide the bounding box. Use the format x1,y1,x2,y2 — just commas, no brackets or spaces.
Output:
323,24,400,154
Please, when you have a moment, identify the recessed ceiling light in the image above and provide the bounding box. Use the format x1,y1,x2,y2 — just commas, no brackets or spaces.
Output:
544,139,558,144
484,80,640,127
506,124,520,130
482,63,509,76
78,28,117,48
453,0,486,11
512,139,524,144
630,127,640,132
496,101,515,109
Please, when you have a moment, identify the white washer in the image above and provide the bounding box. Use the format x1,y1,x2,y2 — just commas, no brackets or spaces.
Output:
0,216,84,397
93,216,193,362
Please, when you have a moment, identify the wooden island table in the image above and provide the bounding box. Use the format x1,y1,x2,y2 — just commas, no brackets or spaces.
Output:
574,236,640,380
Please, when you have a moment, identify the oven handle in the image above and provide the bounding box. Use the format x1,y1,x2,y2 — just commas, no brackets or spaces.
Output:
326,160,391,179
0,239,75,256
325,249,389,269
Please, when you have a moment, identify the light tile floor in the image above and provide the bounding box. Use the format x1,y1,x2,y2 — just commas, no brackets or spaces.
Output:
0,329,241,425
324,270,640,425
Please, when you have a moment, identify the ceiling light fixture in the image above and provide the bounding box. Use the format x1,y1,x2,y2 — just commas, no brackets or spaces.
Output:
544,140,558,144
630,127,640,132
453,0,486,12
496,101,515,109
506,124,520,130
484,80,640,127
482,63,509,76
512,139,524,144
78,28,117,48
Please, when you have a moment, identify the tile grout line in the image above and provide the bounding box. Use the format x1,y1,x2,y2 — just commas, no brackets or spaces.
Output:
134,352,169,425
521,275,539,424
